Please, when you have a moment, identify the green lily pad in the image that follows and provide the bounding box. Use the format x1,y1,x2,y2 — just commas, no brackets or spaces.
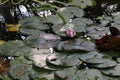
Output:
69,0,96,8
0,40,30,56
79,51,112,64
29,65,55,80
92,60,117,68
60,6,84,18
55,68,104,80
78,51,98,60
72,19,86,33
77,69,104,80
0,74,13,80
19,21,49,35
8,63,31,80
27,48,59,70
55,67,78,80
19,16,50,35
57,38,95,52
25,33,61,48
101,64,120,77
86,25,109,39
52,24,66,37
114,15,120,25
19,16,44,24
102,50,120,57
45,15,64,24
83,54,111,64
46,52,67,67
47,53,81,67
73,17,93,26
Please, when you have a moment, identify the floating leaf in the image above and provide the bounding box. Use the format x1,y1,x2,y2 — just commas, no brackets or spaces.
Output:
101,64,120,77
57,38,95,52
55,68,104,80
19,16,44,24
73,18,93,26
8,63,31,80
0,40,30,56
45,15,64,24
60,6,84,18
82,53,111,64
55,67,78,80
25,33,61,48
19,16,49,35
27,48,59,70
69,0,96,8
114,15,120,25
79,51,112,64
29,66,54,80
47,53,82,67
92,60,117,68
86,25,109,39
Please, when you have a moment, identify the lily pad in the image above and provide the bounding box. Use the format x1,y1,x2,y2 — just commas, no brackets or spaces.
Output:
55,68,104,80
45,15,64,24
52,24,66,37
30,66,54,80
46,52,67,67
0,40,30,56
25,33,61,48
55,67,78,80
86,25,109,39
82,53,111,64
27,48,60,70
19,16,50,35
60,6,84,18
19,22,49,35
92,60,117,68
73,17,93,26
69,0,96,8
57,38,95,52
79,51,112,64
101,64,120,77
19,16,45,24
47,53,81,67
8,63,31,80
114,15,120,25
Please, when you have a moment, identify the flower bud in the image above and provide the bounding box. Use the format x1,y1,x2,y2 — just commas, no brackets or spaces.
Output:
66,29,76,38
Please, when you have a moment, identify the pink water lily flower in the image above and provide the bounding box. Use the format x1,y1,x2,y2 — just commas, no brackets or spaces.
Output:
66,29,76,38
